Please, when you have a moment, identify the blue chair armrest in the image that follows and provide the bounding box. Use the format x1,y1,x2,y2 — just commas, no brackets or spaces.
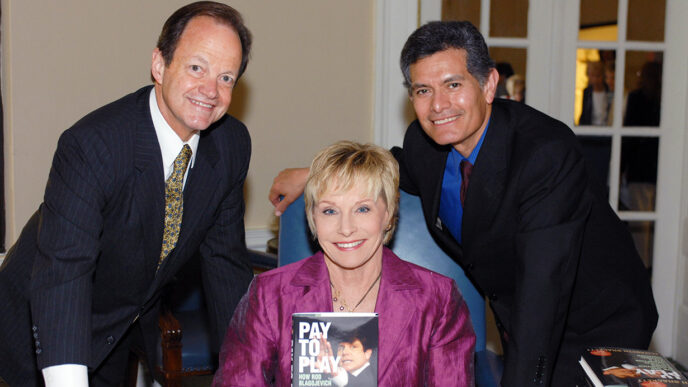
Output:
475,349,503,387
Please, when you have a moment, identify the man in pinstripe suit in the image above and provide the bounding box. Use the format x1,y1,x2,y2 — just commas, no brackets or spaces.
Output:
0,2,253,386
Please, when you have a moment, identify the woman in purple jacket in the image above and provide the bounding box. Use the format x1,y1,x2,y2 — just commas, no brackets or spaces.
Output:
213,141,475,386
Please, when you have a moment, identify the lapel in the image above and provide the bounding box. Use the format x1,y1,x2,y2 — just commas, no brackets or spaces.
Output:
288,252,335,311
412,124,451,237
285,250,425,378
155,129,221,280
132,89,165,274
462,103,509,247
420,130,464,254
374,248,423,377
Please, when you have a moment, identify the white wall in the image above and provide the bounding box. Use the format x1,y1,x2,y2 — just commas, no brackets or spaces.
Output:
2,1,375,247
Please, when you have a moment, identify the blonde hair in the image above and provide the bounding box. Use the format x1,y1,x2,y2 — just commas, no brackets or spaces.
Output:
304,141,399,244
506,74,525,98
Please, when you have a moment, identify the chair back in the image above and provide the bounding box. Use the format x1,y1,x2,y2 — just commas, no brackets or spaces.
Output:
278,191,487,351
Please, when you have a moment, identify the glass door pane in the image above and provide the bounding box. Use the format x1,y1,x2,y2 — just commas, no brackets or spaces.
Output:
579,0,618,41
622,51,662,127
627,0,665,41
489,0,528,38
442,0,480,27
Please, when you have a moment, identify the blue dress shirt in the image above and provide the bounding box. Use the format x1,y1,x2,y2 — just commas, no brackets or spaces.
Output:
439,119,490,243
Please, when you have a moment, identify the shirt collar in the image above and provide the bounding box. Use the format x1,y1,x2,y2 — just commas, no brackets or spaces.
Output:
351,362,371,377
453,116,491,164
149,89,199,179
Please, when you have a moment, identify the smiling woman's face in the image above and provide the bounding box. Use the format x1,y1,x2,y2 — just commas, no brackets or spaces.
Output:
313,184,388,271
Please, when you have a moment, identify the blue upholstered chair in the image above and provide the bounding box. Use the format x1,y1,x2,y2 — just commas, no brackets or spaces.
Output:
127,250,277,387
278,192,503,386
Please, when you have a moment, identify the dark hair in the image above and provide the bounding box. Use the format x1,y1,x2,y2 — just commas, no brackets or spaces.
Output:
496,62,514,78
400,21,495,89
156,1,252,80
339,328,373,351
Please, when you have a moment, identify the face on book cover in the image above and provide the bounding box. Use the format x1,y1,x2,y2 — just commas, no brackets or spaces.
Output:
337,339,372,372
313,184,389,271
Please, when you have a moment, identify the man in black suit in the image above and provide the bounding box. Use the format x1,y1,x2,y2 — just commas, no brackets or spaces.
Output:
270,21,657,386
325,327,377,387
0,2,254,386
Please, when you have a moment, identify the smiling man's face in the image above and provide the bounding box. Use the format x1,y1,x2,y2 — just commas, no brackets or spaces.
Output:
151,16,242,141
409,48,497,157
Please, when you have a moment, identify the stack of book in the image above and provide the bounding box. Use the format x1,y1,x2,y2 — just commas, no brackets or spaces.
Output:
580,347,688,386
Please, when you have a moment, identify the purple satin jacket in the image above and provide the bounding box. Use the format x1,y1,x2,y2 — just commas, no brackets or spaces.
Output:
213,247,475,386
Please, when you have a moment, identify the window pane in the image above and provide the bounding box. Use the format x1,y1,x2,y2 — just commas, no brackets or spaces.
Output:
574,49,616,126
627,0,665,42
623,51,662,127
489,0,528,38
442,0,480,28
578,135,612,196
627,221,654,270
619,137,658,212
491,47,527,103
579,0,618,41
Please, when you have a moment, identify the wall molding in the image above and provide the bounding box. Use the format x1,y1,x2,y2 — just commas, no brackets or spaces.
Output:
245,227,275,252
373,0,418,149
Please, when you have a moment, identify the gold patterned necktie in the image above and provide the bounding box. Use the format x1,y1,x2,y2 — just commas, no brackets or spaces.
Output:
159,144,192,265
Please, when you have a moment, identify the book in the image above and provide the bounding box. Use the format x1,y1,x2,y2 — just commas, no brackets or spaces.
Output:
579,347,688,387
292,312,378,387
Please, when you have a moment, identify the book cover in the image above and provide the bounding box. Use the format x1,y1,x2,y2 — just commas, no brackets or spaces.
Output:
292,312,378,387
579,347,688,387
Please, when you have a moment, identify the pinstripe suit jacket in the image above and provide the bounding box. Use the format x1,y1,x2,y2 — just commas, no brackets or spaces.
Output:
0,86,253,386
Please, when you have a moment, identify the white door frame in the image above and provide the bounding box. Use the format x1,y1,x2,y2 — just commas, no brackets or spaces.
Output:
373,0,688,360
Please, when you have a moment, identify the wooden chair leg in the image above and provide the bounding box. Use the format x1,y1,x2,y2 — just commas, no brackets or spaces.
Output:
159,309,183,387
125,350,140,387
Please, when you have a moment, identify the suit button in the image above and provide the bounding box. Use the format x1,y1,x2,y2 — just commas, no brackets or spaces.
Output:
35,348,42,355
106,336,115,345
467,263,474,271
35,341,40,347
32,325,39,333
33,332,39,339
490,293,498,301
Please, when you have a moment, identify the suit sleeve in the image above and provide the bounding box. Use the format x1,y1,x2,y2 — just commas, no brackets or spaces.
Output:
212,278,277,387
426,280,476,386
391,146,417,196
30,130,112,368
501,139,590,385
198,124,254,351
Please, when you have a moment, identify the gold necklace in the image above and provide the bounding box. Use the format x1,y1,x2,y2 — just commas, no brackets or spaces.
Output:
329,272,382,312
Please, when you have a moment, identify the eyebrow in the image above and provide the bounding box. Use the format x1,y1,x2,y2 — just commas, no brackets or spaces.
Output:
190,55,209,67
189,55,236,77
443,74,465,83
411,74,466,89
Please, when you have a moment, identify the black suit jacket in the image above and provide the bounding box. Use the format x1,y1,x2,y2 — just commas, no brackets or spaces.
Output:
346,364,376,386
578,85,611,126
0,86,253,385
392,99,657,386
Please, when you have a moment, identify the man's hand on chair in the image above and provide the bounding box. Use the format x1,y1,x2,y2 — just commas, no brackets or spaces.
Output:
269,168,309,216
